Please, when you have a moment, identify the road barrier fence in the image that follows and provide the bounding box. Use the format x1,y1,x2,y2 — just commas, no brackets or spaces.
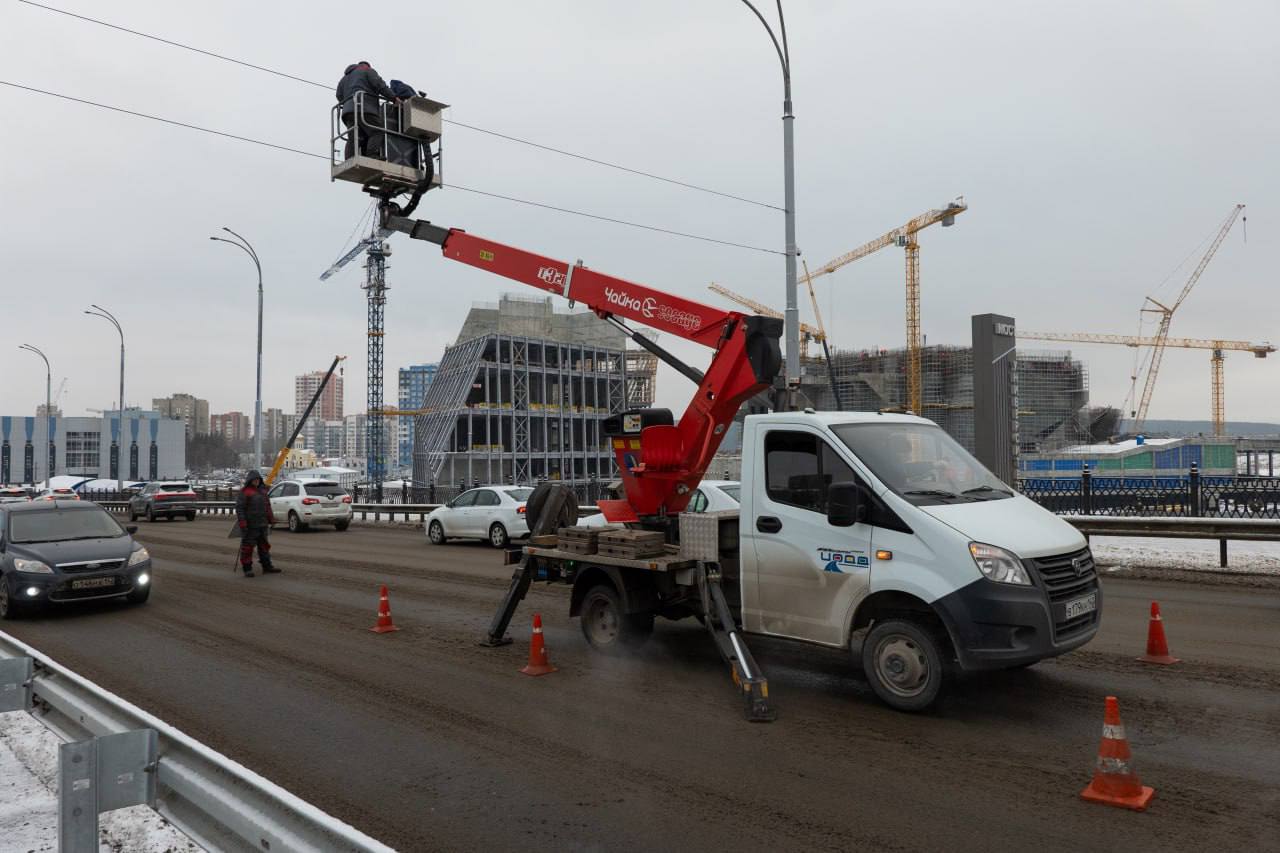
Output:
0,631,395,853
1019,464,1280,519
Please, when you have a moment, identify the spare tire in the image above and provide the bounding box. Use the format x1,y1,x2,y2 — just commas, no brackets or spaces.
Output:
525,483,580,535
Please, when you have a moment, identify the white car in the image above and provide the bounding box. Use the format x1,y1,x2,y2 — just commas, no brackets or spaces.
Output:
579,480,741,526
425,485,533,548
268,479,353,532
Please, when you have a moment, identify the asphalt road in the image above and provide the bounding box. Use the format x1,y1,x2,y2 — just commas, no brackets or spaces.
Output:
5,517,1279,852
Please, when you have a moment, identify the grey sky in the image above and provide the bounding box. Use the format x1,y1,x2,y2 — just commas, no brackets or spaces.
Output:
2,0,1276,427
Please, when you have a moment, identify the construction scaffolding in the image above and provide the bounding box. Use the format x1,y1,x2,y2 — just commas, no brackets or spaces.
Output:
797,345,1089,454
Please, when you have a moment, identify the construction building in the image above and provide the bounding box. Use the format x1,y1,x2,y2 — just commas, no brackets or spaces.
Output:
792,344,1089,454
152,393,209,438
411,295,657,496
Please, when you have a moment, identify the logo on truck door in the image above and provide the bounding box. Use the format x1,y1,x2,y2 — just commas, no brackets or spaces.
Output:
818,548,869,573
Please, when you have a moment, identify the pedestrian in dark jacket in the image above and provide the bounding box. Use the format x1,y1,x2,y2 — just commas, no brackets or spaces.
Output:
236,470,278,577
336,61,400,158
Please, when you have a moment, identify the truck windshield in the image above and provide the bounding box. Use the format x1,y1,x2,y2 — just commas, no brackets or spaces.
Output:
831,423,1013,505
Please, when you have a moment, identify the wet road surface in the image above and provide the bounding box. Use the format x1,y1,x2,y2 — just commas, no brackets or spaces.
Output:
4,518,1278,852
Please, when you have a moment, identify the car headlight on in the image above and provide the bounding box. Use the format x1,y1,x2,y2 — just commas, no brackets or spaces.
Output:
127,547,150,567
969,542,1030,585
13,558,53,574
136,572,150,586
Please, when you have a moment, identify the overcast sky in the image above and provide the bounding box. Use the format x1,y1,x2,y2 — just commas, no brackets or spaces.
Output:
2,0,1276,427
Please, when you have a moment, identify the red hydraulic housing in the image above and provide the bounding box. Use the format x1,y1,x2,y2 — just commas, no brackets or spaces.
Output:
386,221,783,522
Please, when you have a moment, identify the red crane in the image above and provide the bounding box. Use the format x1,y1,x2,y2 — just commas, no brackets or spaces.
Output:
381,212,783,523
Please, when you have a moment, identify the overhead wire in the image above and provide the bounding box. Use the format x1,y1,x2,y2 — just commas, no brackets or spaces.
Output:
15,0,783,211
0,80,785,255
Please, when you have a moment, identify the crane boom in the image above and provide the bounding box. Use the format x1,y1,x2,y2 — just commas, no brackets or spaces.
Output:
802,199,967,283
708,283,824,340
1133,204,1245,429
382,211,783,522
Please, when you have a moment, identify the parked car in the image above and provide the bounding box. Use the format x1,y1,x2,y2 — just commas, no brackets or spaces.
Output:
578,480,741,527
0,500,152,618
0,487,29,504
128,482,197,522
268,479,352,532
426,486,534,547
35,487,80,502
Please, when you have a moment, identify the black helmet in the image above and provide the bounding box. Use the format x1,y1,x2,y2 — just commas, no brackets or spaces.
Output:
244,470,264,486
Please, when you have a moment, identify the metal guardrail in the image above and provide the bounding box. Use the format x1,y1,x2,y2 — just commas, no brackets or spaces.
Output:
97,501,603,524
0,630,395,853
1063,515,1280,567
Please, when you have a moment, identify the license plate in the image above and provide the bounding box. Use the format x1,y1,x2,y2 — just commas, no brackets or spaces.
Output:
1063,592,1097,620
71,577,116,590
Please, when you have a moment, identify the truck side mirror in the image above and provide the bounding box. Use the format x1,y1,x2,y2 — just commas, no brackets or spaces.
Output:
827,481,868,527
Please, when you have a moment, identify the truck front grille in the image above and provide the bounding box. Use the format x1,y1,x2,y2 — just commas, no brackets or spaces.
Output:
1026,547,1099,641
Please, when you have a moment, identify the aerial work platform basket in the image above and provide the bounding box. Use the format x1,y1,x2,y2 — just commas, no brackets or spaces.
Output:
331,91,447,198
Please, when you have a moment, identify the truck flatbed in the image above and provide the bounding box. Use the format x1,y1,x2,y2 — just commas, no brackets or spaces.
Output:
522,543,695,573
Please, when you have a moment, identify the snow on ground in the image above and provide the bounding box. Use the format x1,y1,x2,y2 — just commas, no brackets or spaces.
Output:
0,711,202,852
1091,535,1280,576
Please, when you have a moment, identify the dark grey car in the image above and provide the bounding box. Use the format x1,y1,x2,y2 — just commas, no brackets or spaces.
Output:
128,482,198,522
0,501,153,619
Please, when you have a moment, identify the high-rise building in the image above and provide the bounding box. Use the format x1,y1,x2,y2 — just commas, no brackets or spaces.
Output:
296,371,344,455
261,407,297,453
152,393,209,437
397,363,438,473
211,411,252,444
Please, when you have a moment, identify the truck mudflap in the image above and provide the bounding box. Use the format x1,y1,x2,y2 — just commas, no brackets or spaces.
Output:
698,562,776,723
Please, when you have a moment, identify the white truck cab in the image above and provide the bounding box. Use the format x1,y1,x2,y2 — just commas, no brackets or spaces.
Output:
739,411,1099,708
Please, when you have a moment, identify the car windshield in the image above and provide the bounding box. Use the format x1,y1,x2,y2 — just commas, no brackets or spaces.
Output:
8,508,126,543
831,422,1013,505
717,485,741,502
504,488,533,501
304,483,347,498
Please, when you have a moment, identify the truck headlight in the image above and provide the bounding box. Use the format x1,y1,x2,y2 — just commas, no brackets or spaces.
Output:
127,547,150,567
969,543,1030,585
13,558,53,574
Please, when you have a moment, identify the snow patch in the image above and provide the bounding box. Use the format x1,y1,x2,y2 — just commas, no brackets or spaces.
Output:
0,711,202,852
1091,535,1280,576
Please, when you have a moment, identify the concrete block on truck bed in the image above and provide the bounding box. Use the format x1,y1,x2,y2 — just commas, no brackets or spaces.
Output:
556,525,618,555
597,528,666,559
679,510,740,562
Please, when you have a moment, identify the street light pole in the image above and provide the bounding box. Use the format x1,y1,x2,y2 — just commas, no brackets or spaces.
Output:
18,344,52,489
210,229,264,468
740,0,798,408
85,306,124,493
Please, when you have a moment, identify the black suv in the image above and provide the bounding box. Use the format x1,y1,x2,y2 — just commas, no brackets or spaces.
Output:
0,500,153,618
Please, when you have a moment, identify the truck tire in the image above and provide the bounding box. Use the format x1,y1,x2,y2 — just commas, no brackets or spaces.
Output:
579,583,653,654
525,483,579,534
861,619,947,712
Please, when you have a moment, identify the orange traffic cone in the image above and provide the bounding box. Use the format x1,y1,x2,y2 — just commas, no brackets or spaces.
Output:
520,613,557,676
1080,696,1155,811
1137,601,1179,665
370,585,400,634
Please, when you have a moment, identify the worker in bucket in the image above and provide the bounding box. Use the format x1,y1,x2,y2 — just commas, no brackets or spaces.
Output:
336,61,401,159
235,470,278,577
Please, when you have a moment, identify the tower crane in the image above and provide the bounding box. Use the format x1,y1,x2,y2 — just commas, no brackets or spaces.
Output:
1018,330,1272,436
707,283,823,356
1131,204,1246,432
800,199,967,414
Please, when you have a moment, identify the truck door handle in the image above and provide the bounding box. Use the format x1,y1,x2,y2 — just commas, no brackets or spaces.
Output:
756,516,783,534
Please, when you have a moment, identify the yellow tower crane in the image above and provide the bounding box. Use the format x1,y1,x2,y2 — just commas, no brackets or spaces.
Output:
1131,204,1246,432
707,283,825,357
800,198,967,414
1017,330,1272,436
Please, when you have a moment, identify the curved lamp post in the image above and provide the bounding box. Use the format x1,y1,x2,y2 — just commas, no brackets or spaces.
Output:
740,0,798,404
210,228,264,467
85,305,125,493
18,344,52,489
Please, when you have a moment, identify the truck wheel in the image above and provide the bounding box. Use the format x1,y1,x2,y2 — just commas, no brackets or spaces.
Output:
861,619,947,712
579,583,653,654
526,483,579,533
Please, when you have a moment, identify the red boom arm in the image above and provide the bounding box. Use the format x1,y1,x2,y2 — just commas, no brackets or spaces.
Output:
385,217,783,521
